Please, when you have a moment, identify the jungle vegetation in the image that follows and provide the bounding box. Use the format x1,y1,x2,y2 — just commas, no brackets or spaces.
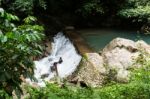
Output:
0,0,150,98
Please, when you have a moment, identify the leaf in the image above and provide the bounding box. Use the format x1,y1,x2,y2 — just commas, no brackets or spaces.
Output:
0,73,6,82
24,16,37,24
4,72,11,80
12,55,19,60
1,36,7,43
0,8,4,13
14,88,22,99
34,50,42,55
26,34,31,42
0,8,45,96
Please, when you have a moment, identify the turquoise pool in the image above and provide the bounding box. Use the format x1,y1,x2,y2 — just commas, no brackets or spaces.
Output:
78,28,150,51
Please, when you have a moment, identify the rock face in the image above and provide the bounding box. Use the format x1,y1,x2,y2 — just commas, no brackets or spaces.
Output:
102,38,139,70
69,53,106,87
85,53,106,74
103,38,137,53
136,40,150,54
71,38,150,86
45,40,52,54
101,38,150,83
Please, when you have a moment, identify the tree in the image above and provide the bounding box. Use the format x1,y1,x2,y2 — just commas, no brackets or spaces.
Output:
118,0,150,20
0,8,45,98
118,0,150,33
77,0,104,17
0,0,47,15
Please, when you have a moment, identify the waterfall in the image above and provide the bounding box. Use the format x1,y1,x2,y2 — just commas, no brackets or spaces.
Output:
26,32,82,87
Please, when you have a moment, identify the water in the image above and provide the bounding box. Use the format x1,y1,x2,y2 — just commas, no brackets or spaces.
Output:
26,32,82,87
79,29,150,51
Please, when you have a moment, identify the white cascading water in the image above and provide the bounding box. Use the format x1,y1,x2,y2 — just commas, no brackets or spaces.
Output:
26,32,82,87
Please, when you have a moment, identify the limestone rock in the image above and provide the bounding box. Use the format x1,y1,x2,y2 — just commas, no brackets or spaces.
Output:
85,53,106,74
136,40,150,54
101,37,150,83
69,38,150,85
116,69,130,83
69,53,106,87
102,37,137,53
102,47,139,70
102,38,139,70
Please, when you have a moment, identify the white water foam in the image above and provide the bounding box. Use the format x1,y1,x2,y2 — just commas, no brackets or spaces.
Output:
26,32,82,87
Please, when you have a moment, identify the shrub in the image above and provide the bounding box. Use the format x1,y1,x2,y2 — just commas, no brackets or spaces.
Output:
25,66,150,99
0,0,47,14
0,8,45,98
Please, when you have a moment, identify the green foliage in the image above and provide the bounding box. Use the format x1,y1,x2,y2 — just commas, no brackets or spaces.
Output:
25,50,150,99
118,0,150,22
77,0,104,17
0,8,19,33
25,83,94,99
118,0,150,33
25,71,150,99
24,16,37,24
0,0,46,15
0,0,1,3
0,8,45,97
25,76,150,99
97,83,150,99
12,0,46,14
0,89,12,99
25,65,150,99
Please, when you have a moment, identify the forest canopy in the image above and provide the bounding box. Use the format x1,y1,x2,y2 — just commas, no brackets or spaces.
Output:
0,0,150,28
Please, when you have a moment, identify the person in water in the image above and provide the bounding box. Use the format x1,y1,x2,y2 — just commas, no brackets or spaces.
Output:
51,57,63,76
53,62,58,76
58,57,63,64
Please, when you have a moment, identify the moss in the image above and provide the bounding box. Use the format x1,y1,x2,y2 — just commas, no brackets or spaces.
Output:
82,53,88,61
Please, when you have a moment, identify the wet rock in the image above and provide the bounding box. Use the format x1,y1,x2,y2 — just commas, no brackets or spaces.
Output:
45,40,52,54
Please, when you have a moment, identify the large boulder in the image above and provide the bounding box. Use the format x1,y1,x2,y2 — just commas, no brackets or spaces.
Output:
102,38,139,70
102,37,137,53
136,40,150,54
69,53,106,87
101,38,150,83
85,53,106,74
68,38,150,86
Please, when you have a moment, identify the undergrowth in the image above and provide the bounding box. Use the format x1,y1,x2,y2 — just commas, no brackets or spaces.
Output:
24,65,150,99
24,50,150,99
